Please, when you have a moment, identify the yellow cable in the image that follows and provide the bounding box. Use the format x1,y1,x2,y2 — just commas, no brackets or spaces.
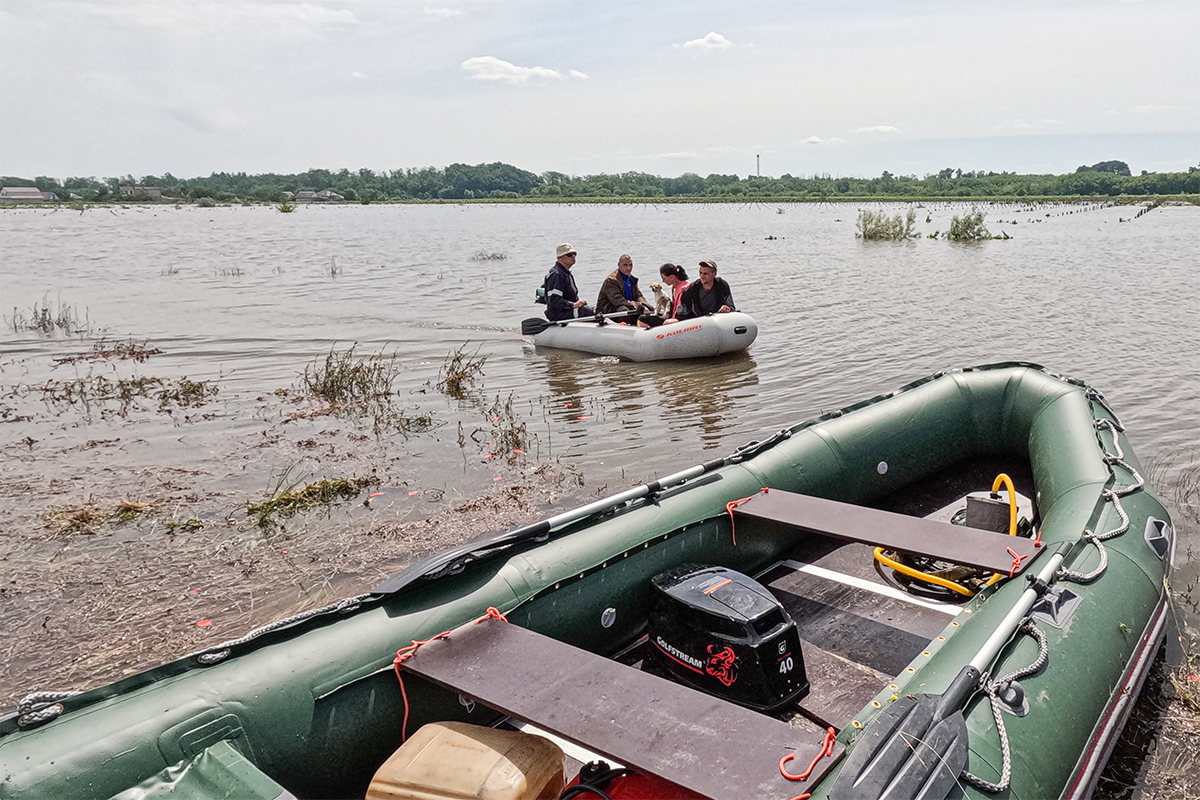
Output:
874,474,1020,597
872,547,976,598
991,473,1018,537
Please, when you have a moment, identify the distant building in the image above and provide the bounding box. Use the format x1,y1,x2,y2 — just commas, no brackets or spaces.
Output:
118,185,164,200
281,191,295,201
0,186,58,202
295,189,343,203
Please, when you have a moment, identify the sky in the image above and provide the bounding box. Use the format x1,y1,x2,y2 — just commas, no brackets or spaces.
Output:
1,0,1198,181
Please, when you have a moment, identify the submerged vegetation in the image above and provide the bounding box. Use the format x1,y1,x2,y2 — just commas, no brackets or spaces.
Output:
16,374,218,415
297,344,440,436
47,498,163,534
246,470,378,528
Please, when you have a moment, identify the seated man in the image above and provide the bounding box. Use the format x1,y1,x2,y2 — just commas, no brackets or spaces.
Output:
595,254,652,324
543,244,595,322
676,259,735,319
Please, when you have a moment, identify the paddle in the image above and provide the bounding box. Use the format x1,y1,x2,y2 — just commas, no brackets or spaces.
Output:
828,542,1069,800
521,312,635,336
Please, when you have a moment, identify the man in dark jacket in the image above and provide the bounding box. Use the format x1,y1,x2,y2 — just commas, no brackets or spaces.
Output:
676,259,736,320
543,243,595,322
595,254,652,323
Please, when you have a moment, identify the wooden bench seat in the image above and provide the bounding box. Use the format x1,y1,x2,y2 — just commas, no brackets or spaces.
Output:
732,488,1042,576
401,617,843,799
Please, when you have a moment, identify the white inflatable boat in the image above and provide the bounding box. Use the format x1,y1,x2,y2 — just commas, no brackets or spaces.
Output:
523,312,758,361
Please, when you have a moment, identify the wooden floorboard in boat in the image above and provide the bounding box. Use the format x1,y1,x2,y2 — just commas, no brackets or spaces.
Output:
401,618,844,800
763,560,956,677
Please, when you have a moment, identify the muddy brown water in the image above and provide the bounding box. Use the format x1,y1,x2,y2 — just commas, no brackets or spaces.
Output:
1,201,1198,793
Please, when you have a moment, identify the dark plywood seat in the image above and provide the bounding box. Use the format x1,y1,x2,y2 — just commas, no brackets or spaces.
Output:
733,489,1042,576
400,618,843,800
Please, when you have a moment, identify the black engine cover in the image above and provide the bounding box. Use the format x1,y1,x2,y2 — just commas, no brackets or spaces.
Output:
648,564,808,712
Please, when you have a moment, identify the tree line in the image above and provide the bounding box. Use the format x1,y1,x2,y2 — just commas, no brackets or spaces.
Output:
4,159,1198,203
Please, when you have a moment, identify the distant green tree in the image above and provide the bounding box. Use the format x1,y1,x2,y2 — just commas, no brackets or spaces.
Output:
1075,160,1131,176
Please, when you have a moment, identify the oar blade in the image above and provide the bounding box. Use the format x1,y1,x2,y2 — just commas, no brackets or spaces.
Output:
521,317,550,336
829,694,968,800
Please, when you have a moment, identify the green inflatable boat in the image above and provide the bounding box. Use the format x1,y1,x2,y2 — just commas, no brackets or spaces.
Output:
0,364,1175,800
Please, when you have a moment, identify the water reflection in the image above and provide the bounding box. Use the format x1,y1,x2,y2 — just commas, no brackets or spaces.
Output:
532,346,759,451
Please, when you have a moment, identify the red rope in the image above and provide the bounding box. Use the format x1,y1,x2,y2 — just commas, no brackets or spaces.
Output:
1006,546,1030,578
779,726,837,782
725,488,767,546
392,608,510,742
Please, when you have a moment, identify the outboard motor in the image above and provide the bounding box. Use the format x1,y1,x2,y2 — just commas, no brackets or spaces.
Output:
647,564,808,712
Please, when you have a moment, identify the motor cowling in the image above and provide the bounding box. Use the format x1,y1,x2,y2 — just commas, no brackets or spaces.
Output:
647,564,808,712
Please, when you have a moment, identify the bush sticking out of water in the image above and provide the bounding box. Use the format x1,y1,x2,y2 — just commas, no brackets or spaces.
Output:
7,297,92,336
856,209,918,240
487,393,528,457
298,344,441,436
437,343,488,400
945,209,993,241
278,200,296,213
470,251,507,261
247,472,377,528
303,344,398,405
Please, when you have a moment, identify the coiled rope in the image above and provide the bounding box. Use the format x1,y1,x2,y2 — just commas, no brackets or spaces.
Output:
16,691,80,727
1057,418,1144,584
962,620,1049,793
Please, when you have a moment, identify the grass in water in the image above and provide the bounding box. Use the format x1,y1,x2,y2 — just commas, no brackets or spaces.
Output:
47,499,162,533
32,374,218,415
54,338,163,365
437,342,488,400
7,297,92,336
856,208,918,240
299,343,441,436
247,470,378,528
487,393,528,457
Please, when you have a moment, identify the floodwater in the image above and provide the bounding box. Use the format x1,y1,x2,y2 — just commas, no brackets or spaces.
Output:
1,201,1198,791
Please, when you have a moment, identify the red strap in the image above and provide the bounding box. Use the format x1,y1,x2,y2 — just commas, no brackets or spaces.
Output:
725,488,768,546
473,606,508,624
1006,546,1030,578
779,726,837,782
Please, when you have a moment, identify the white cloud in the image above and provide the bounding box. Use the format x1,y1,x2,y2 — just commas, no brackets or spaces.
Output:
462,56,561,83
351,71,367,80
804,136,823,145
662,151,698,159
424,7,464,17
569,70,590,80
681,32,732,50
851,125,901,135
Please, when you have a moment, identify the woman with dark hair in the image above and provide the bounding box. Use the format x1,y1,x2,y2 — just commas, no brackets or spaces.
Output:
638,263,690,327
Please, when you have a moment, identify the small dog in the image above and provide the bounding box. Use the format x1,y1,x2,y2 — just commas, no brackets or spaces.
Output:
649,283,672,317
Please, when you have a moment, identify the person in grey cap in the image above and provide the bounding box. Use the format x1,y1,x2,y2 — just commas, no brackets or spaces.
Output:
541,244,595,322
676,259,736,320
